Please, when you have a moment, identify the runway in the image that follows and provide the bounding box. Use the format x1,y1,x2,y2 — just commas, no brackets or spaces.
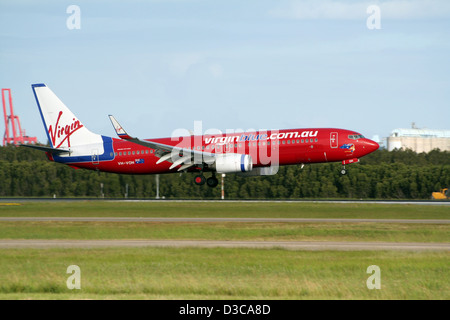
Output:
1,201,447,252
1,198,449,205
0,239,448,251
0,217,448,224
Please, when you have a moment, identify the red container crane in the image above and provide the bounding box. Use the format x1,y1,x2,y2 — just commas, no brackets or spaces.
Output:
2,88,38,146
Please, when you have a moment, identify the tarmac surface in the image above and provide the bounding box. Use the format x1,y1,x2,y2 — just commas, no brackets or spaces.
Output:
1,199,447,251
1,198,449,205
0,239,448,251
0,217,448,224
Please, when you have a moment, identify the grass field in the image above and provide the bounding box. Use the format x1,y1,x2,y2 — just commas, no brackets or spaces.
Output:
1,200,449,219
0,221,448,243
0,201,448,299
0,248,448,300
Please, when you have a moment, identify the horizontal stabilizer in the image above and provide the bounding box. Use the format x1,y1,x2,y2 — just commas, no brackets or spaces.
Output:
20,144,71,155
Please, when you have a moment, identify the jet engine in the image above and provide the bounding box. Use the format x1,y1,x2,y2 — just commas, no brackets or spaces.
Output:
214,154,253,173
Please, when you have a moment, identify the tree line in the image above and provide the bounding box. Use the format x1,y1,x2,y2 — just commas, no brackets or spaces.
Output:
0,146,448,199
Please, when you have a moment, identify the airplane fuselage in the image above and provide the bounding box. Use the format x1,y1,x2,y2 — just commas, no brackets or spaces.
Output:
29,83,379,187
46,128,378,175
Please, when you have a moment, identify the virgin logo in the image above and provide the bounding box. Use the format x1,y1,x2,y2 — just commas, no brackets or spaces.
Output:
48,111,84,148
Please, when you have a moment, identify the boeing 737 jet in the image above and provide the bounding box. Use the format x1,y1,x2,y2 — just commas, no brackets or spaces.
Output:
25,84,379,187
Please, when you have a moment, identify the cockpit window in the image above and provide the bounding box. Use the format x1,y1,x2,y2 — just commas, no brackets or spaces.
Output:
348,134,365,139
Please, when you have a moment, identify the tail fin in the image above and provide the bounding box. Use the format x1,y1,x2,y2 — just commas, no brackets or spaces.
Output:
32,84,102,148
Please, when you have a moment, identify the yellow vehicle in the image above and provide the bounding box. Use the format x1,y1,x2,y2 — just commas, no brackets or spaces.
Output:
432,188,449,200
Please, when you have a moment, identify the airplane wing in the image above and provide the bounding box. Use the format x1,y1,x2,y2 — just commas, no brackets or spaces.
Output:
108,115,215,171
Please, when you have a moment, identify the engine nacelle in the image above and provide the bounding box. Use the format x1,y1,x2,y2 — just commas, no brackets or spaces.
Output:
214,154,253,173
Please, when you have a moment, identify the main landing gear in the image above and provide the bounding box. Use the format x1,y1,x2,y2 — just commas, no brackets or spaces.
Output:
194,174,219,187
194,175,206,186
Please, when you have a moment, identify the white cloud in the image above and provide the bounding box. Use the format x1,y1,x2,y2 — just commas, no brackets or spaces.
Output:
270,0,450,20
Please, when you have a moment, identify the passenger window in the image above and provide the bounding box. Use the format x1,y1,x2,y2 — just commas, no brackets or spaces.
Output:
301,139,304,143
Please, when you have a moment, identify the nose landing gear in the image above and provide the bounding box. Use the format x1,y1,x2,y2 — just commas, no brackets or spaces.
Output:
340,158,359,175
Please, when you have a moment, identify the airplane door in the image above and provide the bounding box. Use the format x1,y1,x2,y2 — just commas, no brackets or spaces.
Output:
330,132,338,148
92,149,99,165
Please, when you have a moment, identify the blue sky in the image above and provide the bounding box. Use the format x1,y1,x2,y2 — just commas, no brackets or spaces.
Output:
1,0,449,144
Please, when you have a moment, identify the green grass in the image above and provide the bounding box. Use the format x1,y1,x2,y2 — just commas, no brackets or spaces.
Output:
0,248,448,299
0,201,448,299
1,201,449,219
0,221,448,243
1,202,448,243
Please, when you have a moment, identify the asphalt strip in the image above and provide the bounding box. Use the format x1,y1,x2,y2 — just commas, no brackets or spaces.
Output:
0,240,448,251
0,217,449,224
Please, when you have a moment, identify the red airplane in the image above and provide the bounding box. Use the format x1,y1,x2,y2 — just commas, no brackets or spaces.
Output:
25,83,379,187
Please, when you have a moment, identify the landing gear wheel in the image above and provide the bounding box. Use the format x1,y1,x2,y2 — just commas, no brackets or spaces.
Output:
194,175,206,186
206,176,219,188
340,168,347,175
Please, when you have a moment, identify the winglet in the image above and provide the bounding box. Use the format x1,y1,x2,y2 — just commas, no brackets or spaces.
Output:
108,115,133,140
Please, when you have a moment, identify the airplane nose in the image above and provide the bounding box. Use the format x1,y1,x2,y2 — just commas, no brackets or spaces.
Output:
366,139,379,153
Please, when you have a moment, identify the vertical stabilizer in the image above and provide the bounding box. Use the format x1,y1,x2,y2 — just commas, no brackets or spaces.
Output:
31,84,102,149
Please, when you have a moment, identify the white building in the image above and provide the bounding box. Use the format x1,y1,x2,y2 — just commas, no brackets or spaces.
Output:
387,125,450,152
